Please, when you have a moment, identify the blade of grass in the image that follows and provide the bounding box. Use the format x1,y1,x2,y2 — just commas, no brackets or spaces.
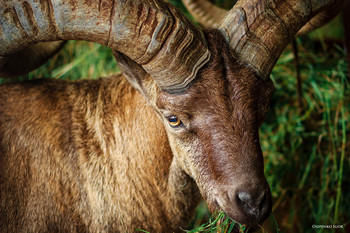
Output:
298,145,316,189
51,44,100,79
333,104,347,224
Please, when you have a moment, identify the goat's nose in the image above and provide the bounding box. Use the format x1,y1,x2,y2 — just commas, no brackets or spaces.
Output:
214,184,272,227
236,190,266,215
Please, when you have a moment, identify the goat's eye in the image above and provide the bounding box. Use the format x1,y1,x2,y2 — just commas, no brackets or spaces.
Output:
167,115,182,127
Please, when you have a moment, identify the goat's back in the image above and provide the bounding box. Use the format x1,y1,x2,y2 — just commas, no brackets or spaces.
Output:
0,79,86,231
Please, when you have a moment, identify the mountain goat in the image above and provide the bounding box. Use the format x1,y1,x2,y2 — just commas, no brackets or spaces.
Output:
0,0,344,232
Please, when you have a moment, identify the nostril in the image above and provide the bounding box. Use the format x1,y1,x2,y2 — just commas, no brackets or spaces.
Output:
237,191,266,215
237,191,252,204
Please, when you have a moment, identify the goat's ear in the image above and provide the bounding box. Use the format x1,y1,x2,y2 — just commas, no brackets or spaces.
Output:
113,51,154,95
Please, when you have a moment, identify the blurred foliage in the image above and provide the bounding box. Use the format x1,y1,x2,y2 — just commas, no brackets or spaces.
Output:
0,42,119,84
261,14,349,233
0,0,349,232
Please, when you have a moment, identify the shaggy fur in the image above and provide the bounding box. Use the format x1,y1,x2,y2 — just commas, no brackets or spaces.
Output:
0,76,201,232
0,30,274,232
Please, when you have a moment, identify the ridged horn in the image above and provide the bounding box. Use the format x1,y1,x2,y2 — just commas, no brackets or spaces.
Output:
0,41,65,78
0,0,210,94
296,1,345,36
218,0,344,79
182,0,344,37
182,0,227,28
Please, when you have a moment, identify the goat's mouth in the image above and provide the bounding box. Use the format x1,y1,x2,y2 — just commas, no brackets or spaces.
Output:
206,186,272,230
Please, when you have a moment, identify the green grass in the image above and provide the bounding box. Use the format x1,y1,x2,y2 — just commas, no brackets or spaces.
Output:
260,25,349,233
137,211,259,233
185,211,248,233
1,1,349,232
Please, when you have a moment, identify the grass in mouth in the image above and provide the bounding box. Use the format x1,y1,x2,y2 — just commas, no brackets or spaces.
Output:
136,211,248,233
137,211,280,232
184,211,248,233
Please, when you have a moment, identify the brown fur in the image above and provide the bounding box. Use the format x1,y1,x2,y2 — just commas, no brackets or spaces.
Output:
154,30,274,228
0,77,200,232
0,30,274,232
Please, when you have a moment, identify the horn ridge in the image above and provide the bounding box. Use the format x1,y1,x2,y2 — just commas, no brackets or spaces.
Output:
141,4,210,93
218,0,343,78
182,0,227,28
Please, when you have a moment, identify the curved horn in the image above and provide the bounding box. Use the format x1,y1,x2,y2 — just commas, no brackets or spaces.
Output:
0,0,210,93
218,0,345,78
182,0,344,36
296,2,345,36
0,41,65,78
182,0,227,28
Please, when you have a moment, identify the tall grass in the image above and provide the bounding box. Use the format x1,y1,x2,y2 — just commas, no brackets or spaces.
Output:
261,32,349,232
0,1,348,232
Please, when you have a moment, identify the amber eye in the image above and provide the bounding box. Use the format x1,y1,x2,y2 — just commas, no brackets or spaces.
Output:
167,115,182,127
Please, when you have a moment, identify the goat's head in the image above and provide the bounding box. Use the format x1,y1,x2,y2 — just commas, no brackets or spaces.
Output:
0,0,337,229
156,30,274,226
114,29,275,228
